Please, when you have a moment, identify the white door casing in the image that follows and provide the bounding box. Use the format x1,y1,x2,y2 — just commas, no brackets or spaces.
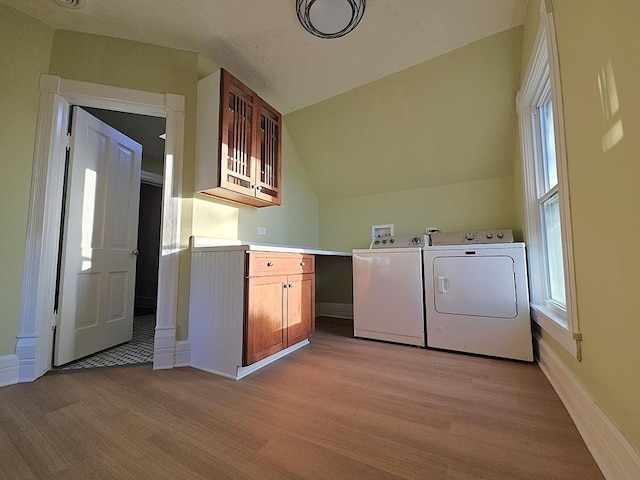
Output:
54,107,142,366
16,75,184,381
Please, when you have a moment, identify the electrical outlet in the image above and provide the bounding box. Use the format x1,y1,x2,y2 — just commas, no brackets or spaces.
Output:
258,227,266,235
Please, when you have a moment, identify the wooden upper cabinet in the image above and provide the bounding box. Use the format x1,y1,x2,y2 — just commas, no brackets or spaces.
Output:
196,69,282,207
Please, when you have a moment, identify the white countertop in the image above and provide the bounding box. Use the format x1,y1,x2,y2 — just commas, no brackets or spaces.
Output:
189,236,351,256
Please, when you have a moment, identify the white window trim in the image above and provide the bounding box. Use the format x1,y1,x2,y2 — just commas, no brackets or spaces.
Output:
517,2,582,359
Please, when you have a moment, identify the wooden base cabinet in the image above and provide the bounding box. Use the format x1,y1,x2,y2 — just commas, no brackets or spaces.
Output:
245,275,287,365
286,274,315,346
189,246,315,379
245,253,315,365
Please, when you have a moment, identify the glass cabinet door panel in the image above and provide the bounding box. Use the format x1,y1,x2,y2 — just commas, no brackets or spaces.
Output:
256,101,282,205
220,75,256,194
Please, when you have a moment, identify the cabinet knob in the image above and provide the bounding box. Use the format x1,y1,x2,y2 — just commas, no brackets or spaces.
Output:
300,262,305,266
283,284,288,289
267,262,274,267
288,283,293,289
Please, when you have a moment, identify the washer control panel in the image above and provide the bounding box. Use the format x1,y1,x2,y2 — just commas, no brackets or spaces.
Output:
430,229,514,246
371,234,428,249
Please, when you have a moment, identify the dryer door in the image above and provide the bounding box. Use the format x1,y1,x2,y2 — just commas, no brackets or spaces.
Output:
432,255,517,319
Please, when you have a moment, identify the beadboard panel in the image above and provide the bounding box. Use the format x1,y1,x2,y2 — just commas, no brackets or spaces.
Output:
188,250,246,378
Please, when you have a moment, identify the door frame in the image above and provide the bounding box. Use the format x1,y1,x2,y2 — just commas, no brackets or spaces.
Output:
16,74,185,381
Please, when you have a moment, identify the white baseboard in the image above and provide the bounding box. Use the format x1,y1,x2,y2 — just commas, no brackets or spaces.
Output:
174,340,191,367
0,355,19,387
235,340,309,380
153,326,176,370
190,340,310,381
15,336,38,382
316,302,353,319
537,335,640,480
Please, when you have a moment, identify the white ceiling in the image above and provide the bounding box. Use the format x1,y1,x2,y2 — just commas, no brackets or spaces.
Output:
2,0,528,114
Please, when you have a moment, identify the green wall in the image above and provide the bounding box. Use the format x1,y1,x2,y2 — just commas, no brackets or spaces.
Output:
518,0,640,453
285,28,522,251
319,176,516,251
0,6,54,356
192,123,320,248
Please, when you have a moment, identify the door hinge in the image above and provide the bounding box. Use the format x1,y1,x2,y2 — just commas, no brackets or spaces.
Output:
52,312,59,329
65,133,72,151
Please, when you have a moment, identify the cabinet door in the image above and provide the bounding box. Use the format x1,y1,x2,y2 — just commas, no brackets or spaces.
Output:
245,275,287,365
286,273,315,346
220,71,258,198
255,100,282,205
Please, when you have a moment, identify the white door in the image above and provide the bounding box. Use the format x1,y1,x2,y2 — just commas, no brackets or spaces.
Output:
54,107,142,366
432,255,518,319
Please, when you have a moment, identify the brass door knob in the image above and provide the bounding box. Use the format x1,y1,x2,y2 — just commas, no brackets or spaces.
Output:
132,249,140,256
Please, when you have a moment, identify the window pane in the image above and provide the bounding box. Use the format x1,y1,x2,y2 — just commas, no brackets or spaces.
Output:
542,192,566,306
540,100,558,190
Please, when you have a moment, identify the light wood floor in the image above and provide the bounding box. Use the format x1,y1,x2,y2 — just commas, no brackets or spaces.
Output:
0,318,604,479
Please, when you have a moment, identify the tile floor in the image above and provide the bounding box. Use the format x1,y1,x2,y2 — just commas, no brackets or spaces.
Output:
53,314,155,371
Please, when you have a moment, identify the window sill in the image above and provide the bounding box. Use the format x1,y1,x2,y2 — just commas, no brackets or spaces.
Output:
531,304,581,360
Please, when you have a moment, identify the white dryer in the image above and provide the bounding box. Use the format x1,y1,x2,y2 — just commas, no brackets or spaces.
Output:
423,230,533,361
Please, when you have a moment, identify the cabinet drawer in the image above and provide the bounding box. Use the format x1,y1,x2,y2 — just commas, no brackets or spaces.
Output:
248,253,315,276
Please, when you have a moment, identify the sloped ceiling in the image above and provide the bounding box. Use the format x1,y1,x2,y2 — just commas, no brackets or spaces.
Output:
1,0,527,114
285,27,524,200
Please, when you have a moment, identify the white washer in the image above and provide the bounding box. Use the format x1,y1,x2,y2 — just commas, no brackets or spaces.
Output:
353,234,426,347
423,229,533,361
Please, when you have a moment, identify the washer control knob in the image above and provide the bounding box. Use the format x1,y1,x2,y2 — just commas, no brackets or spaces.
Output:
374,240,380,245
411,236,422,245
465,232,475,241
486,232,493,239
382,239,387,244
390,239,395,244
497,231,504,239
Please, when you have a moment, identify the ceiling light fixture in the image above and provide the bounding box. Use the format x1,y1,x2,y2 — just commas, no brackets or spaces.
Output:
296,0,366,39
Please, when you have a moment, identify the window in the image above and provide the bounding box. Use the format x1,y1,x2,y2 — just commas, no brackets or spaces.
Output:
518,3,581,358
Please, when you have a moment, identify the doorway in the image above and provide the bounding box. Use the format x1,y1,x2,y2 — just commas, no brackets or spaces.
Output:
16,75,185,381
52,107,165,370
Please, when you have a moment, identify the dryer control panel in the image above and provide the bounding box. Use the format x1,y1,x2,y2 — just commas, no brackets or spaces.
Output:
430,229,514,246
